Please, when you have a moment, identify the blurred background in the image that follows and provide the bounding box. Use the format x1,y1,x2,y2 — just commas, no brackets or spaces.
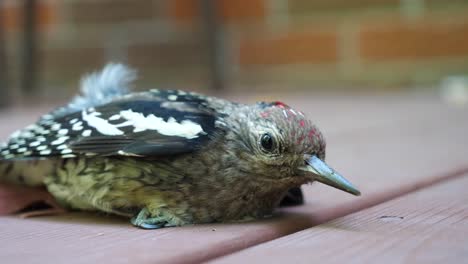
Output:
1,0,468,106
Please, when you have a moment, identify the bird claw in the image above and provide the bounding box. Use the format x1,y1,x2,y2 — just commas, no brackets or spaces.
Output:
130,208,168,229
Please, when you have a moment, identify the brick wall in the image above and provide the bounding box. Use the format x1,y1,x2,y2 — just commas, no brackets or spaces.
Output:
2,0,468,98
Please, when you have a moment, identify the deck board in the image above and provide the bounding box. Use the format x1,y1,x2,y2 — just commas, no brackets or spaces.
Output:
1,94,467,263
211,175,468,263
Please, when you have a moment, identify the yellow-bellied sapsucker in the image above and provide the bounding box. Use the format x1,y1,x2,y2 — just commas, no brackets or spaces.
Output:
0,64,360,229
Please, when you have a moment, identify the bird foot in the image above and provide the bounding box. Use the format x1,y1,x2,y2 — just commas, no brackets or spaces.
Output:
131,208,168,229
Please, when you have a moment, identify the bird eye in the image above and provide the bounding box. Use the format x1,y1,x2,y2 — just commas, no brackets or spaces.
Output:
260,133,275,152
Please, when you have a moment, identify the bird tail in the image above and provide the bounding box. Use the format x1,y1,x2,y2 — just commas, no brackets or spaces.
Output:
49,63,138,117
71,63,137,109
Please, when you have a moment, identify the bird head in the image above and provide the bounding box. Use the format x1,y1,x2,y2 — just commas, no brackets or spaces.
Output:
225,101,360,196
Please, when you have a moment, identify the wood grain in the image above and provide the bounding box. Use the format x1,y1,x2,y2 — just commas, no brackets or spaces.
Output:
211,175,468,263
1,94,467,263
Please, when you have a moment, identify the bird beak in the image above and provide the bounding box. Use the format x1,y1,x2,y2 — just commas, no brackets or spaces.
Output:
300,155,361,196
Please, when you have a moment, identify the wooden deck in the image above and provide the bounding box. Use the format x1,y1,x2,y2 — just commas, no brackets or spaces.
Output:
1,93,467,263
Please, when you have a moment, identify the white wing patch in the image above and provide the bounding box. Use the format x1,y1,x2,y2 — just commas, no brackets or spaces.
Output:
82,109,204,139
82,110,125,136
119,109,204,139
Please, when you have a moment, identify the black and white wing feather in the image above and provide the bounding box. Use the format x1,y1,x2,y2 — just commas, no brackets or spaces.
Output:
0,90,219,160
0,64,221,160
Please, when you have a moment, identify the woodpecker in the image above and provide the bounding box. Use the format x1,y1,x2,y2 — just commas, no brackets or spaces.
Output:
0,64,360,229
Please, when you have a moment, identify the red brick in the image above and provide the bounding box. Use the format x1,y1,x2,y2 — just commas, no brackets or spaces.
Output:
218,0,265,22
127,41,208,68
68,0,157,24
239,30,338,65
0,1,57,32
360,21,468,61
168,0,265,24
168,0,197,22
